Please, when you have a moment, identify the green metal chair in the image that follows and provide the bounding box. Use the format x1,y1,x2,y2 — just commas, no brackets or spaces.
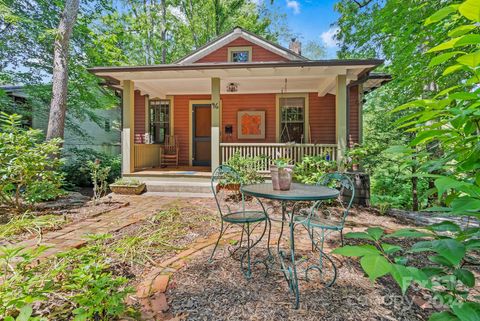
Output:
209,165,271,278
294,172,355,286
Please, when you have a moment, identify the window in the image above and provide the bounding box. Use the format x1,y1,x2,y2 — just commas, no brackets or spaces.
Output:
104,119,111,132
228,46,252,63
279,97,305,143
231,51,249,62
149,99,170,144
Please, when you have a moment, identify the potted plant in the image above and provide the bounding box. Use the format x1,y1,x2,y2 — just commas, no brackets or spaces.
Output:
271,158,294,190
347,144,368,171
109,178,145,195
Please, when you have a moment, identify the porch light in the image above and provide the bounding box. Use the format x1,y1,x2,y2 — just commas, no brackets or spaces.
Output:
226,82,239,92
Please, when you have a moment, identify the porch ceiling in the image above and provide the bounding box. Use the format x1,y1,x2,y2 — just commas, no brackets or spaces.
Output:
91,61,381,97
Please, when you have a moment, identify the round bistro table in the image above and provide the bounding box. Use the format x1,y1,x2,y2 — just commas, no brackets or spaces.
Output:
241,182,340,309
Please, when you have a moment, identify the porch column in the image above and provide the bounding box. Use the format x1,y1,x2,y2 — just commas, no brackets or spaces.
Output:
211,77,220,170
335,75,347,167
122,80,135,174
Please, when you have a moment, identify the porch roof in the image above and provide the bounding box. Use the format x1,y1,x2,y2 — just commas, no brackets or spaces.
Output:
88,59,383,97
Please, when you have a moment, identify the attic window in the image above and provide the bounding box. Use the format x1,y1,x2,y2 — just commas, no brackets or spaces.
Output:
228,46,252,63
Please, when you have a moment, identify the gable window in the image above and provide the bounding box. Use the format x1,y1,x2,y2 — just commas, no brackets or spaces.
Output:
104,119,111,132
228,46,252,63
149,99,170,144
279,97,305,143
231,51,249,62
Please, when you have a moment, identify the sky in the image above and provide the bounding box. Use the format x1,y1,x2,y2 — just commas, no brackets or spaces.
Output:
261,0,341,58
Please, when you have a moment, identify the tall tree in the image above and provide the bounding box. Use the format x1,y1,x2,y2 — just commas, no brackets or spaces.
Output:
46,0,80,141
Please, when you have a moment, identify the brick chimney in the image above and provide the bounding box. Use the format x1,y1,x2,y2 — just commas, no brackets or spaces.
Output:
289,38,302,55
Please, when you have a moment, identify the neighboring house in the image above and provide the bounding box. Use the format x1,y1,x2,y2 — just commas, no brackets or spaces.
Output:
1,85,121,156
89,27,389,176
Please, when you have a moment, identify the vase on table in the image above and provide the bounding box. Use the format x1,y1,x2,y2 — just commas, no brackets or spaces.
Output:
278,167,293,191
270,165,280,190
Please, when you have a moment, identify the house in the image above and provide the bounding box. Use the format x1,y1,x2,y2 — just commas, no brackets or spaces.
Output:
1,85,121,156
89,27,388,182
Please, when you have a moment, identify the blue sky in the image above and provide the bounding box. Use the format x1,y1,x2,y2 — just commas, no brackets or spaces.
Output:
261,0,341,58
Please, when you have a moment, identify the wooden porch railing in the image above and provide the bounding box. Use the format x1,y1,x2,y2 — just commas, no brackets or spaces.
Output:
134,144,161,169
220,143,337,172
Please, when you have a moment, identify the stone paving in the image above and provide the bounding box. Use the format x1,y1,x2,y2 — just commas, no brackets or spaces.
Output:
12,194,181,259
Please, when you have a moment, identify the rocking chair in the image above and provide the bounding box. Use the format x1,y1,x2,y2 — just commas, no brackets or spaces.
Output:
160,135,179,167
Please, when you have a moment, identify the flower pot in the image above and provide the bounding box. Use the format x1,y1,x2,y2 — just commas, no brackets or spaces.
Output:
278,167,293,191
352,163,359,171
109,183,145,195
216,183,241,193
270,165,280,190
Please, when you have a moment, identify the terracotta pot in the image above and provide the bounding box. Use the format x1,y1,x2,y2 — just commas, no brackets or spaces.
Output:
270,166,280,190
278,167,293,191
216,183,240,193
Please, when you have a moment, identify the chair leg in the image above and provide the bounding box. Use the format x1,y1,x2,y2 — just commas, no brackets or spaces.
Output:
340,229,344,247
209,221,225,262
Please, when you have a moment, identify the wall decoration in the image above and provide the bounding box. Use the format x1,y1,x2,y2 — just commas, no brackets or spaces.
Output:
237,111,265,139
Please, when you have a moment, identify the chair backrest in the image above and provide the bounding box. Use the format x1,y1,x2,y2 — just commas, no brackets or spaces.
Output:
211,165,245,218
317,172,355,224
163,135,178,153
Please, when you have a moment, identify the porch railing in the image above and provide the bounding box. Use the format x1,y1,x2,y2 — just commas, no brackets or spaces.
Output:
220,143,337,172
134,144,161,169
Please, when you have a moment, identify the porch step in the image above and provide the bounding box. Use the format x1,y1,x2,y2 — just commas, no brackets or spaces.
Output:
143,192,212,198
145,181,212,194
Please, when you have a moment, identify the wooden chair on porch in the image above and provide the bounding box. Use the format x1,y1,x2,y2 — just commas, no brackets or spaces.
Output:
160,135,179,167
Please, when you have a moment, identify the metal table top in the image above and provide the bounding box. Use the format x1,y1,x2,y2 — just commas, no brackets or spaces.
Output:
241,183,339,201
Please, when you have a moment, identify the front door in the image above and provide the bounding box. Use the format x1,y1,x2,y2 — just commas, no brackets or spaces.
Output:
192,104,211,166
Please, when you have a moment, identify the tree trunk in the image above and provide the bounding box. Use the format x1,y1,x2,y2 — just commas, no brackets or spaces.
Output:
46,0,80,141
161,0,167,64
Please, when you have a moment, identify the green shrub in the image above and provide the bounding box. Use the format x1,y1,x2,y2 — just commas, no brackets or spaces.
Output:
0,113,64,211
87,160,110,205
63,148,121,188
224,152,265,185
0,241,134,320
294,155,337,184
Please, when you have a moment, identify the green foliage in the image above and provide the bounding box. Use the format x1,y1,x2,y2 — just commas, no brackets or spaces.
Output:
62,148,121,188
87,160,110,205
333,221,480,320
293,155,336,184
0,113,64,211
391,0,480,219
224,152,266,185
0,242,134,320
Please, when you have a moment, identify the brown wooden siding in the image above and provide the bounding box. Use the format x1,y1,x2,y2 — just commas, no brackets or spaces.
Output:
221,93,277,143
309,93,336,144
195,37,289,63
134,90,146,143
348,85,360,147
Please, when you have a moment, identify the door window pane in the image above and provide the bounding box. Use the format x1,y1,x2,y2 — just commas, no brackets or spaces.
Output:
280,97,305,143
149,99,170,144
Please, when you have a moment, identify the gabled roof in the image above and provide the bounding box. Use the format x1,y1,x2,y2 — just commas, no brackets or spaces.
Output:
176,27,308,64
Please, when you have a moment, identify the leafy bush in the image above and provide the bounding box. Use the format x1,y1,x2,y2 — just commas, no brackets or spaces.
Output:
0,113,64,211
0,241,134,320
334,2,480,320
294,155,337,184
87,160,110,205
63,148,121,188
224,152,266,185
333,223,480,320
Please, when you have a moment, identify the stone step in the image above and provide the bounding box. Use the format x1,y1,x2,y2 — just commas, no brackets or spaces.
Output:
143,192,213,198
145,181,212,193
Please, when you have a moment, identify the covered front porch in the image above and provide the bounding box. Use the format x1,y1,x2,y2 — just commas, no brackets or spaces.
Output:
91,61,381,176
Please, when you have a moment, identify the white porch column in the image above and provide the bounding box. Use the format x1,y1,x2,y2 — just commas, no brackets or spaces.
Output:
122,80,135,174
335,75,347,167
211,77,220,170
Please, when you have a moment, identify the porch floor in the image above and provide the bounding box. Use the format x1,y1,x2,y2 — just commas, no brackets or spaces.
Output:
129,166,211,177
